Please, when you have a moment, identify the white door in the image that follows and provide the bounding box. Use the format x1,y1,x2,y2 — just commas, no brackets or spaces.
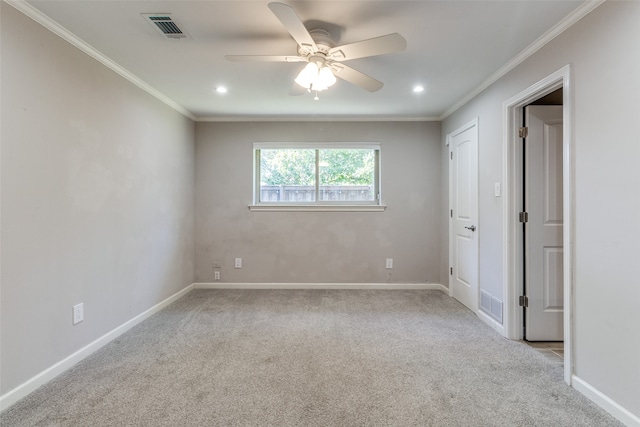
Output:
449,120,478,312
525,106,563,341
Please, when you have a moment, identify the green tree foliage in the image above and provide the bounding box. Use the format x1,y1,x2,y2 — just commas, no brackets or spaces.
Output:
260,148,374,186
260,149,315,185
320,149,374,185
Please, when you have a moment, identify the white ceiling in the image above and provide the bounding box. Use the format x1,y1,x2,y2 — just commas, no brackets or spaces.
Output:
24,1,587,121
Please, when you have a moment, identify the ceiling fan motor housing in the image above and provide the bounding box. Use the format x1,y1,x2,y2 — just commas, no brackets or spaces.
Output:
298,29,336,57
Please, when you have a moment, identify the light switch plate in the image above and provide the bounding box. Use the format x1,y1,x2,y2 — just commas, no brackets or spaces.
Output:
73,303,84,325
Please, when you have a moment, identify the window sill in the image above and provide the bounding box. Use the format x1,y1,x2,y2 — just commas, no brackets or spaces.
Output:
248,204,386,212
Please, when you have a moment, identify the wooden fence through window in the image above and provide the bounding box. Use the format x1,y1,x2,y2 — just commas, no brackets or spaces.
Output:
260,185,373,202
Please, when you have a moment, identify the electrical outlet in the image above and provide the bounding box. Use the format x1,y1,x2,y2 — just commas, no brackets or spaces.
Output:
235,258,242,269
386,258,393,269
214,271,220,281
73,303,84,325
212,262,221,268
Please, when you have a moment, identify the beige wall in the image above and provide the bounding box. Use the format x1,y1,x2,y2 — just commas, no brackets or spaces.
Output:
442,1,640,418
195,121,442,284
0,4,195,394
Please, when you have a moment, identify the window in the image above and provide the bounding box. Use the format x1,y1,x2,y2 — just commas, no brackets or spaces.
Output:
253,142,382,210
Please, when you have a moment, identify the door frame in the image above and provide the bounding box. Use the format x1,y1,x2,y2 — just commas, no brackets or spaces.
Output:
447,118,479,312
502,65,573,384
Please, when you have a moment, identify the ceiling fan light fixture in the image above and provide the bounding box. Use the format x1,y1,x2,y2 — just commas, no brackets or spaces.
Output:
295,62,319,89
295,62,336,92
318,66,336,88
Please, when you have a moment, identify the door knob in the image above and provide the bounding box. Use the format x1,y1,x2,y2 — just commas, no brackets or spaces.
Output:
465,225,476,232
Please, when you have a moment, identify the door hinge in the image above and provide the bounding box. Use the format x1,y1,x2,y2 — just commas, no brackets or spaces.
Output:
519,127,529,138
450,209,453,218
519,295,529,308
450,152,453,160
519,211,529,223
450,267,453,275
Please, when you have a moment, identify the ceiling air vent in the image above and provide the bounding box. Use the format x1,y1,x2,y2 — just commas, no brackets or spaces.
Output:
143,14,188,40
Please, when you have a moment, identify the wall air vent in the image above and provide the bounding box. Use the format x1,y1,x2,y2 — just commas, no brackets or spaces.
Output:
142,14,189,40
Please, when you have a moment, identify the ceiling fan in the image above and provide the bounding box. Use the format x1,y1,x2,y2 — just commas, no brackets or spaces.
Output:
225,2,407,98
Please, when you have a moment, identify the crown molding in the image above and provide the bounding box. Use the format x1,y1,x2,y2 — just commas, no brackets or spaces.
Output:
439,0,605,120
195,115,441,122
5,0,197,121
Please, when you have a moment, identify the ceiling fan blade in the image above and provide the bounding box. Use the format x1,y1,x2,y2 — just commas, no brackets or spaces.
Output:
268,2,318,53
331,64,383,92
225,55,305,62
328,33,407,61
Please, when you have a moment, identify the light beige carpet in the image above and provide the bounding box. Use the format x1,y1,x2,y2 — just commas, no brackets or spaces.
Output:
1,289,621,426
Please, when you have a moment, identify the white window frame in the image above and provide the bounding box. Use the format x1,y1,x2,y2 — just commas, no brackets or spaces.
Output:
250,142,385,212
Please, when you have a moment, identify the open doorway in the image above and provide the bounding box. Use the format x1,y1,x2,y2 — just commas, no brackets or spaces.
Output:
502,66,573,385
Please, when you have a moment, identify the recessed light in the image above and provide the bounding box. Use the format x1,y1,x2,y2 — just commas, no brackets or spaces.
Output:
215,86,228,94
413,85,425,93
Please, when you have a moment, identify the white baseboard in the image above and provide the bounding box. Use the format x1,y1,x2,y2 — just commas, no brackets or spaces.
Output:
572,375,640,426
194,282,448,291
0,284,195,412
477,308,505,337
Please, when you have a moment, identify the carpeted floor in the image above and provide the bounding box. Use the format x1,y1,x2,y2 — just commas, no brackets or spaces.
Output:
1,289,621,426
